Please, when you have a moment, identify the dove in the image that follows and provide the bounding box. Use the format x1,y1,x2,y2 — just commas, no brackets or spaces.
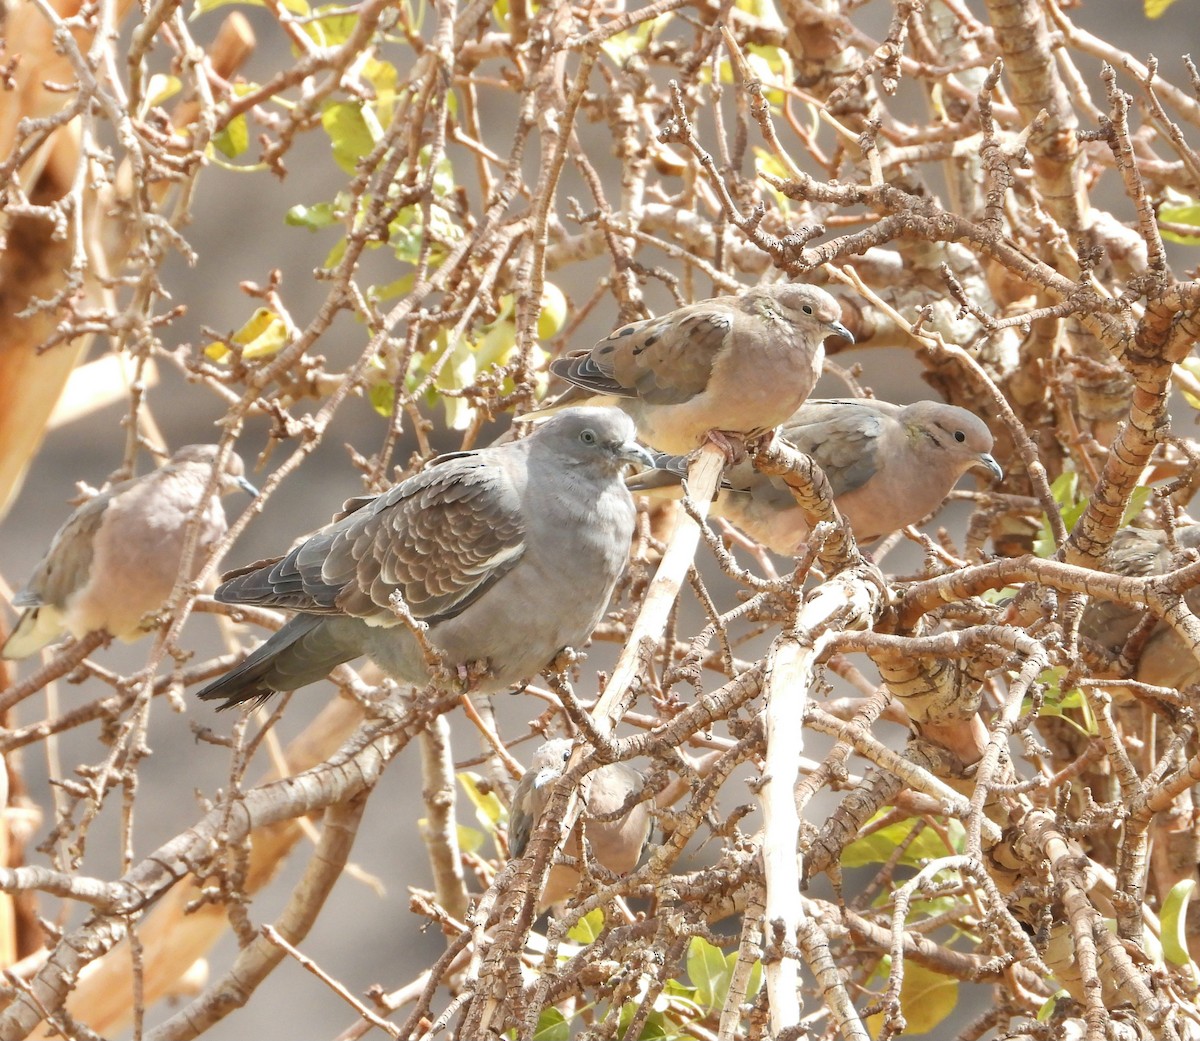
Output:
529,283,852,455
508,738,652,908
196,408,652,709
627,398,1002,555
2,445,256,659
1080,523,1200,690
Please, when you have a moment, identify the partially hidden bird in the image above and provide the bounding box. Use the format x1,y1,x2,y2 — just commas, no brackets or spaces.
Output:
508,737,652,908
528,283,853,455
1080,522,1200,690
627,398,1002,555
196,408,652,709
3,445,256,659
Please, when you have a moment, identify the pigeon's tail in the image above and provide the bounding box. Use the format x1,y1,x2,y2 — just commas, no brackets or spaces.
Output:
196,614,359,709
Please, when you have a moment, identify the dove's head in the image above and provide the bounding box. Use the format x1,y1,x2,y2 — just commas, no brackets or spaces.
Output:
533,407,654,474
906,403,1003,482
764,283,855,346
166,445,259,497
509,738,573,858
529,738,573,785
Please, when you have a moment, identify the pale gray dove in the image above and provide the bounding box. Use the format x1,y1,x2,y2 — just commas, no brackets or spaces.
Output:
627,398,1002,555
3,445,256,659
508,738,652,908
1080,523,1200,690
530,283,853,455
196,408,652,709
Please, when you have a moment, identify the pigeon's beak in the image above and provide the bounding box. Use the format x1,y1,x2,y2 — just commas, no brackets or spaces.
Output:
615,439,656,472
236,475,259,497
825,319,855,345
976,453,1003,481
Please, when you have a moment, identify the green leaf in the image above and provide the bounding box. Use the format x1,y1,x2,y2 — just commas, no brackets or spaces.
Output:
1034,667,1091,734
1159,200,1200,244
746,958,763,1000
532,1007,570,1041
363,57,400,127
687,936,732,1012
1160,878,1197,967
616,1003,673,1039
367,379,395,418
212,113,250,159
322,100,380,174
368,274,416,304
537,281,568,339
841,815,965,869
1145,0,1180,18
286,201,340,230
1034,473,1153,557
303,6,359,46
567,908,605,945
204,307,289,361
387,201,463,263
1037,990,1071,1022
1122,486,1154,527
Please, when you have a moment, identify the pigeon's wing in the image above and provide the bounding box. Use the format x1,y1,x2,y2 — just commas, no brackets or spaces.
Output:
549,301,736,405
216,452,527,626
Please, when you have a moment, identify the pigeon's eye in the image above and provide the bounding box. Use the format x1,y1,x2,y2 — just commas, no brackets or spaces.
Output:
954,430,966,443
580,429,598,445
561,747,571,763
802,304,814,315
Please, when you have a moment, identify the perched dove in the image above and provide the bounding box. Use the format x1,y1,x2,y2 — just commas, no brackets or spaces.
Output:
627,398,1002,555
508,738,652,908
3,445,256,659
531,283,853,454
1080,523,1200,690
196,408,652,709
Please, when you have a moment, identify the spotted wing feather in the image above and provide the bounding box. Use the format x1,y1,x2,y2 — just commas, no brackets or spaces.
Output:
216,454,526,626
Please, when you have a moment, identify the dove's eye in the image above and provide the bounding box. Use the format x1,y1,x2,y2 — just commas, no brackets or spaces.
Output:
580,429,598,445
802,305,814,315
954,430,966,443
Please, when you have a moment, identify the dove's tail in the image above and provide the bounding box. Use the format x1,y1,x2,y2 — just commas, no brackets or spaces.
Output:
1,605,65,660
196,614,359,709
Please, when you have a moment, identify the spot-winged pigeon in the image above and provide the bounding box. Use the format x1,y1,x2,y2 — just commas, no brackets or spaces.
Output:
196,408,652,708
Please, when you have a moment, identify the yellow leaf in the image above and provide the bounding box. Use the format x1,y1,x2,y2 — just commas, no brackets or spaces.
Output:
1179,357,1200,409
204,307,289,362
865,962,958,1036
1144,0,1178,17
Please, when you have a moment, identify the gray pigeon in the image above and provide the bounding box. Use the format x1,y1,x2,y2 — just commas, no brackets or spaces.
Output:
627,398,1002,555
528,283,853,454
3,445,256,659
508,738,652,907
1080,523,1200,690
196,408,652,709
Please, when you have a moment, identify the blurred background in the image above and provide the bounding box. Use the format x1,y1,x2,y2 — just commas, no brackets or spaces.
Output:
1,1,1196,1037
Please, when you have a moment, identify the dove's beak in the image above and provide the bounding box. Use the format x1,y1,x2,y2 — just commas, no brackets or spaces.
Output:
616,440,656,472
236,475,259,496
825,319,855,345
976,453,1003,481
